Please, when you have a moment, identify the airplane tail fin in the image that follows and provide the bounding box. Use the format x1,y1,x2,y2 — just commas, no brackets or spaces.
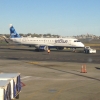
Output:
9,24,21,38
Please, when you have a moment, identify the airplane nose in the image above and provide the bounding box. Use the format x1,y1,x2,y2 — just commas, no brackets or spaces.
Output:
81,43,85,47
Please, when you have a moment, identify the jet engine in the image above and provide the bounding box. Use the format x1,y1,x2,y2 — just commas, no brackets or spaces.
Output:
34,45,48,51
39,46,46,50
39,46,48,50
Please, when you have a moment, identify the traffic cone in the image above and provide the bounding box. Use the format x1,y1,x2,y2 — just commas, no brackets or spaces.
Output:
81,65,84,73
84,65,87,73
81,64,87,73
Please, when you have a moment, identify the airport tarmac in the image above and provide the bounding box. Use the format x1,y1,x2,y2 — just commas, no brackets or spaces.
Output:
0,46,100,100
0,45,100,64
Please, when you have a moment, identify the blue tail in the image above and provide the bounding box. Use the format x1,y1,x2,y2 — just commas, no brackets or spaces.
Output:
9,24,21,38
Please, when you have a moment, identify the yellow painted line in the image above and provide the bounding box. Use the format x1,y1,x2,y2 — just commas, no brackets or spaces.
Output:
51,83,67,100
8,46,15,48
84,43,100,46
28,62,39,64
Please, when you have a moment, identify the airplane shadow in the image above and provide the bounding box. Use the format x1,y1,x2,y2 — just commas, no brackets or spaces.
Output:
0,46,84,53
33,64,100,82
0,47,35,52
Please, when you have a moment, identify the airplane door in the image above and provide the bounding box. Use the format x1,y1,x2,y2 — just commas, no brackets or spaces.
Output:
22,38,28,44
22,38,28,42
44,40,46,44
68,40,71,45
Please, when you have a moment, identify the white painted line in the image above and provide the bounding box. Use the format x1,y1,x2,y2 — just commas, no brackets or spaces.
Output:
21,76,32,79
21,77,95,81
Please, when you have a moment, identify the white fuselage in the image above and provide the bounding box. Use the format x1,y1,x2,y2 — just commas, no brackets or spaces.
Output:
10,37,84,48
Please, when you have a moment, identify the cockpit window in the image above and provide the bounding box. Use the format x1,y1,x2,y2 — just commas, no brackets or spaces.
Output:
74,40,80,42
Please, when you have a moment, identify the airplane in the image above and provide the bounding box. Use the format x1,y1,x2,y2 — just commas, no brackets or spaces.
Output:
3,24,85,51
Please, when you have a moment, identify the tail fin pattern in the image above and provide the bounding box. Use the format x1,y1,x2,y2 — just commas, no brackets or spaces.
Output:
10,24,20,38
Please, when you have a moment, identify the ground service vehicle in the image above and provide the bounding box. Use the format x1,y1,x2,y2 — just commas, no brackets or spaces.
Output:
84,46,96,54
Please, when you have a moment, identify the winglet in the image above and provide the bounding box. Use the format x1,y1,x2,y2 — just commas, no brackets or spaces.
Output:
9,24,13,28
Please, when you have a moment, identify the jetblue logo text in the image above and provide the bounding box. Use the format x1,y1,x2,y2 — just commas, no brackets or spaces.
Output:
55,39,68,43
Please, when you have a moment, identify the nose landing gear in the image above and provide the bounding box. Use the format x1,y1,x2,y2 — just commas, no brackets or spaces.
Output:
72,48,76,52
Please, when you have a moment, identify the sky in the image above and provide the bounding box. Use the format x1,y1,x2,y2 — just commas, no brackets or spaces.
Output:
0,0,100,36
